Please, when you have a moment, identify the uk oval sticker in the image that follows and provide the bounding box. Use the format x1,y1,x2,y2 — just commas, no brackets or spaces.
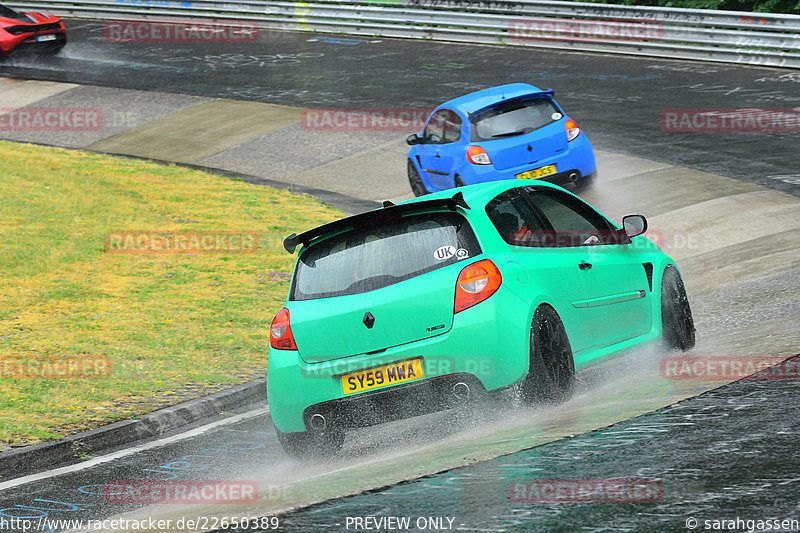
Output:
433,245,456,261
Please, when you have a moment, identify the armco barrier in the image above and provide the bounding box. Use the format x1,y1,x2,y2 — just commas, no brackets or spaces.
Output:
6,0,800,68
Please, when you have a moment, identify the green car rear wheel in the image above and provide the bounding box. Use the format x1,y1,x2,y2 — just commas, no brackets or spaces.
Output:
521,305,576,404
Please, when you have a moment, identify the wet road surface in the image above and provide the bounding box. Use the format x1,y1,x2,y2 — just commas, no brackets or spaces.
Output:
279,361,800,532
0,20,798,533
1,20,798,197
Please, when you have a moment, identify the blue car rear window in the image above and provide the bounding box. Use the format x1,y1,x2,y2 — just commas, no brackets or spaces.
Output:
291,212,481,301
471,97,560,142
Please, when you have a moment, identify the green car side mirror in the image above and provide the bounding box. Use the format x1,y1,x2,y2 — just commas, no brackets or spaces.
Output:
622,214,648,238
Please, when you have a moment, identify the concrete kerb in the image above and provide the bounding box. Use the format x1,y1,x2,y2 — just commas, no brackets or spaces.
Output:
0,379,267,480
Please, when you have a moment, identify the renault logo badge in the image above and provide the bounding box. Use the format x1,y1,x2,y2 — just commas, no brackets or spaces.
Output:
363,312,375,329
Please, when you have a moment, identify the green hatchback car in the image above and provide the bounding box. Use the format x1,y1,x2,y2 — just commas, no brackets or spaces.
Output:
268,180,694,457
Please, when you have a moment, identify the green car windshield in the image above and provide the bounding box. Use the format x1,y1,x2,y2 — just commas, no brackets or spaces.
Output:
291,211,481,301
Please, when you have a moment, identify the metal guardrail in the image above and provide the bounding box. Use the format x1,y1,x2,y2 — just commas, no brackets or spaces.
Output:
7,0,800,68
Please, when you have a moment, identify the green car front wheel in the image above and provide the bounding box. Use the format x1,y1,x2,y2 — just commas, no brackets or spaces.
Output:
661,265,695,351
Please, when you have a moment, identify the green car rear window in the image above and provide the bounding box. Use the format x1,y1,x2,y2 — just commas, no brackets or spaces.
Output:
291,212,481,301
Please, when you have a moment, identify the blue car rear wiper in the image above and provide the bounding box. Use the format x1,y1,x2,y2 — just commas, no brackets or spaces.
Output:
491,129,527,138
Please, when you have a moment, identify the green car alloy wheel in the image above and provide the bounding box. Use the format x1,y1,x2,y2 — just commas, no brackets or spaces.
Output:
267,181,694,457
520,305,575,405
661,264,696,351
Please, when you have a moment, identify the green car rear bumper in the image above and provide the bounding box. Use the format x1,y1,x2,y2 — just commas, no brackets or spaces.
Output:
267,286,530,434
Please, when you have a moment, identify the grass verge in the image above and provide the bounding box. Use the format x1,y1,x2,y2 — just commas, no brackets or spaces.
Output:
0,141,342,445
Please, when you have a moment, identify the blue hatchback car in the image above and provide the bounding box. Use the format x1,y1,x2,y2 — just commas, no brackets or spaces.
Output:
406,83,596,196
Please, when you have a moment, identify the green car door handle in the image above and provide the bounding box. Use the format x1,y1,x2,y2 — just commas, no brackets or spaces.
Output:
579,261,592,270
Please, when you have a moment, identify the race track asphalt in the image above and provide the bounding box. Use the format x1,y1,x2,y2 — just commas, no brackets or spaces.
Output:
0,21,798,532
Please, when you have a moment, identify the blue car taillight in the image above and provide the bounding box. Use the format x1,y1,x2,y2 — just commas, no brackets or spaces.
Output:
466,145,492,165
565,119,581,142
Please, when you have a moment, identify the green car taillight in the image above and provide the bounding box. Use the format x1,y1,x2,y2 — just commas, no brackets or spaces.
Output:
454,259,502,314
270,307,297,350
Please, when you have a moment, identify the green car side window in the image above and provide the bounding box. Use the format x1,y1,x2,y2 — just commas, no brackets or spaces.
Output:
485,189,548,246
525,187,617,247
487,187,619,248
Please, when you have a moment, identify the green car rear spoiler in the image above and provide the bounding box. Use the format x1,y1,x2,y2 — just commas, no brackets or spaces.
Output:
283,191,470,253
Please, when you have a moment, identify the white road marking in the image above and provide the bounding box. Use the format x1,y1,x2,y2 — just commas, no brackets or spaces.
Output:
0,407,269,492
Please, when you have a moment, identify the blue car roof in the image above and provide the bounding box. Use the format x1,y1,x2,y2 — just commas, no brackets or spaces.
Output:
439,83,554,116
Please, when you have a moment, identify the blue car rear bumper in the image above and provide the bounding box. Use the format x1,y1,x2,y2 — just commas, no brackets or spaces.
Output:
413,134,596,192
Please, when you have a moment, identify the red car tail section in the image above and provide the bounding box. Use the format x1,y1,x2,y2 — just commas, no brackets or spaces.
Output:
0,8,65,54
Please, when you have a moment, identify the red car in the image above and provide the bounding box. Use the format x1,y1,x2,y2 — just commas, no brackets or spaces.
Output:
1,4,65,55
